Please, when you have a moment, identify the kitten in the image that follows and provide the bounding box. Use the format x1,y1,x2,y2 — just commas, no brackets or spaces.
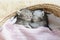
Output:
16,8,33,28
29,10,44,28
29,10,52,30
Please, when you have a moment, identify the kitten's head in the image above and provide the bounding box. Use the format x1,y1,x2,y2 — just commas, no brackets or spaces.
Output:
33,10,44,22
16,8,33,21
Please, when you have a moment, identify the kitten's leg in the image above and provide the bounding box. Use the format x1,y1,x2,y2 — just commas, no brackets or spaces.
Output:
23,22,32,28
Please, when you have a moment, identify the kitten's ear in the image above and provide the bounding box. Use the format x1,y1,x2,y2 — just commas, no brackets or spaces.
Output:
16,10,21,15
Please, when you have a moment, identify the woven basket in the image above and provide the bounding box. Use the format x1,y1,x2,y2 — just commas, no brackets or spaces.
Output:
0,3,60,26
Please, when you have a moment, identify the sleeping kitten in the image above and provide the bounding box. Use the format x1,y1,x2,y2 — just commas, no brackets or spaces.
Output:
29,10,45,28
30,10,52,30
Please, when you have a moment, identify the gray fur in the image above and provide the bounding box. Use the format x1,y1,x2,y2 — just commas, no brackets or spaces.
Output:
16,9,46,28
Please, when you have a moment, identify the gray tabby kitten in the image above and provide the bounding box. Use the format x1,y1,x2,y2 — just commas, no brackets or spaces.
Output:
16,8,33,28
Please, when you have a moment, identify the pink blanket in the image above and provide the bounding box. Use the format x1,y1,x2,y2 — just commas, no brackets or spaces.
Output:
0,17,60,40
